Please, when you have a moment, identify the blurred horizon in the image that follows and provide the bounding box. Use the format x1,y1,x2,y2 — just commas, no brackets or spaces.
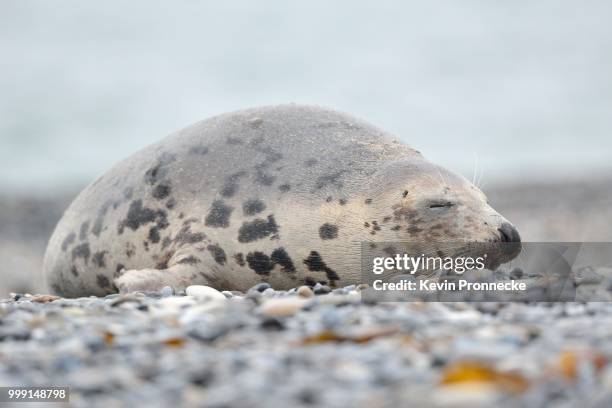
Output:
2,0,612,195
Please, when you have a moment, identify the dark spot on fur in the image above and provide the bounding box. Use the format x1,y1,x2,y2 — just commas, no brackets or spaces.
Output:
402,190,409,198
254,166,276,186
205,200,234,228
207,244,227,265
155,252,173,269
166,198,176,210
71,265,79,277
162,236,172,249
145,164,163,185
148,227,161,243
92,251,108,268
391,225,401,231
304,158,318,167
383,246,397,256
97,274,111,289
407,225,423,235
125,243,136,258
326,196,333,203
271,248,296,273
71,243,91,264
175,225,206,245
246,252,274,275
79,222,90,241
278,184,291,192
61,232,76,251
144,153,176,185
339,199,347,205
303,251,339,285
250,146,282,186
143,241,150,251
189,145,209,155
221,171,247,198
364,222,370,228
319,223,338,240
119,199,168,233
178,256,201,265
178,212,185,219
313,170,345,191
365,199,372,204
92,216,106,237
243,199,266,216
304,276,317,286
153,183,171,200
234,253,245,266
183,217,198,225
238,215,279,243
383,216,392,223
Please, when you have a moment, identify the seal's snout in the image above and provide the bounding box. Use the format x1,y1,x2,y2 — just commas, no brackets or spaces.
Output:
497,222,521,258
498,222,521,244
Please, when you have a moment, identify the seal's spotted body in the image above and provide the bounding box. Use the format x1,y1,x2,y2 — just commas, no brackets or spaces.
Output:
44,105,520,297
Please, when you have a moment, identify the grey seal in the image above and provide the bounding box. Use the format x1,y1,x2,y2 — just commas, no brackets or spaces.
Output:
43,104,521,297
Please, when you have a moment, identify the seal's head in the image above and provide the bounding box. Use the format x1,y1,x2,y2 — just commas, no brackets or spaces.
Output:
366,159,521,269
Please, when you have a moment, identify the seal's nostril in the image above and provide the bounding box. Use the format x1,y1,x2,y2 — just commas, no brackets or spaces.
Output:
498,222,521,243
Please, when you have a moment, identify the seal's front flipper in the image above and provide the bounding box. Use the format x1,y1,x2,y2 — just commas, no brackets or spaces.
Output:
114,259,211,294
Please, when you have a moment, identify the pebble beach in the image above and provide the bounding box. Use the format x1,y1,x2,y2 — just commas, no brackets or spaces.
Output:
3,283,612,407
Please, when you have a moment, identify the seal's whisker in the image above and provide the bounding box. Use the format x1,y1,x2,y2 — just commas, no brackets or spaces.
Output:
472,152,479,185
476,161,485,188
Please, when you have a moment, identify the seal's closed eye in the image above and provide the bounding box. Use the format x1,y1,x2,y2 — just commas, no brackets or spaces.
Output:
428,200,455,209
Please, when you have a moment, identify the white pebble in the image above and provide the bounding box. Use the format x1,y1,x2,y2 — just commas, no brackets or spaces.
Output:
186,285,226,301
259,297,308,317
297,286,314,298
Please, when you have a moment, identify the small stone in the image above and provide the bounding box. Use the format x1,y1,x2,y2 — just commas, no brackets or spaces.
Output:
313,283,331,295
30,294,61,303
509,267,524,280
109,294,142,307
259,297,308,317
297,286,314,298
186,285,226,301
262,288,275,296
574,266,604,285
160,286,174,297
249,282,271,293
260,317,286,331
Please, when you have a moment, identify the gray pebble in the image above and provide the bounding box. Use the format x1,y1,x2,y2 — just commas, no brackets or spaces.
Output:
160,286,174,297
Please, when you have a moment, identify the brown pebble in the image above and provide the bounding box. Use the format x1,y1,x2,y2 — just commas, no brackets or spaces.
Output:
30,294,61,303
